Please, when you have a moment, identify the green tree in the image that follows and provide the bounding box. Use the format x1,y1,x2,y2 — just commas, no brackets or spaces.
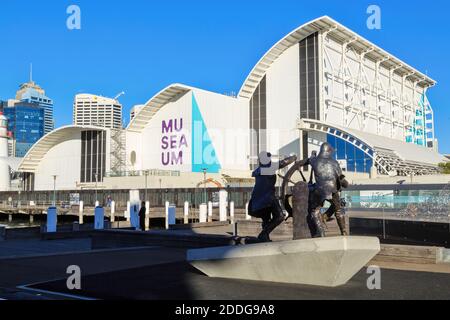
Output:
438,162,450,174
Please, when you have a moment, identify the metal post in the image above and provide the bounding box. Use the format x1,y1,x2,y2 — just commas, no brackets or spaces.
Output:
52,175,57,207
95,173,98,206
144,170,149,202
159,178,162,205
202,168,208,204
18,175,22,209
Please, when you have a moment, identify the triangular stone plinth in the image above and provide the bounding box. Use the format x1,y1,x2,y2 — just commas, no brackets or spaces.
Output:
187,236,380,287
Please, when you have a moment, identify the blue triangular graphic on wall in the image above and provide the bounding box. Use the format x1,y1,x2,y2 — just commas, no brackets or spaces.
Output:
191,93,221,173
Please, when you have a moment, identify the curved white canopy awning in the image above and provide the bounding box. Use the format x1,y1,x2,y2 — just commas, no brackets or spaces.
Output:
239,16,436,99
299,119,445,175
18,125,107,173
127,83,192,133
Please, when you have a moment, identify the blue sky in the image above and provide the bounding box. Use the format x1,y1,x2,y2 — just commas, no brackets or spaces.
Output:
0,0,449,153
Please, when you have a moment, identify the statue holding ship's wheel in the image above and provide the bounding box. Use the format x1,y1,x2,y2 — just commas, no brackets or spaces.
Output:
249,142,349,242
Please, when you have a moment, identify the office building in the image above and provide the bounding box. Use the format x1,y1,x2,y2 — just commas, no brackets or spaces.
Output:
73,94,123,129
16,77,54,134
4,102,44,157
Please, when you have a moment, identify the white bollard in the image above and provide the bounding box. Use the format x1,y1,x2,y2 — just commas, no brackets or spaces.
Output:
219,190,228,222
110,201,115,223
145,201,150,231
95,201,100,208
246,202,252,220
126,201,131,222
184,201,189,224
230,201,235,224
208,201,213,222
165,201,170,230
79,201,84,224
199,204,208,223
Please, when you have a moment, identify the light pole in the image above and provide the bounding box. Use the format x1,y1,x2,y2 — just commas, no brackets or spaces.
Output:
52,175,57,207
95,172,98,206
144,170,149,202
202,168,208,204
159,178,162,205
18,175,23,209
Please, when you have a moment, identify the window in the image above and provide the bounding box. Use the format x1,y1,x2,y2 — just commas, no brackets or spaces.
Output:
299,33,320,121
327,134,373,174
80,130,106,183
249,76,267,170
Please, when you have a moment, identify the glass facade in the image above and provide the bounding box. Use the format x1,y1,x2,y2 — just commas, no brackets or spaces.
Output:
299,32,320,120
249,75,267,170
17,85,54,134
0,100,6,112
80,130,107,183
4,104,45,157
23,172,35,192
327,134,374,174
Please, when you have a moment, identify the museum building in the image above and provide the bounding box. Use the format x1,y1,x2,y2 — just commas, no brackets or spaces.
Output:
17,16,447,191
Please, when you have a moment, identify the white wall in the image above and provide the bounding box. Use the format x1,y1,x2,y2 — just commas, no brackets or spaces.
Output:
194,88,249,171
266,44,301,157
146,92,192,172
127,88,249,173
34,131,82,191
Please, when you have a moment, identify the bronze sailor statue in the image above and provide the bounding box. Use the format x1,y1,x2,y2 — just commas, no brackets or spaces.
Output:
249,142,349,242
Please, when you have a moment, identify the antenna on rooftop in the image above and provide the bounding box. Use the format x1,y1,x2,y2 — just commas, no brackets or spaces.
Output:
114,91,125,101
30,63,33,82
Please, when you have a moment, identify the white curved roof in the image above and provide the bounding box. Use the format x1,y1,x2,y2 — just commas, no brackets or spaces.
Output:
239,16,436,99
18,125,107,173
127,84,192,133
299,119,445,166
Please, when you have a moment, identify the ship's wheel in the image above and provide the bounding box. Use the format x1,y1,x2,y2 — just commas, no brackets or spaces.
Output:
278,160,310,219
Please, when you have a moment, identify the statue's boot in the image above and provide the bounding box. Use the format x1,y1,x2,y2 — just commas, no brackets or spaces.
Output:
257,230,271,242
322,205,335,223
335,210,348,236
311,208,326,238
258,205,285,242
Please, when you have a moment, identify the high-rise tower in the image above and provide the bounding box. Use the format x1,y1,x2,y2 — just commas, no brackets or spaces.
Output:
15,65,54,134
73,94,123,129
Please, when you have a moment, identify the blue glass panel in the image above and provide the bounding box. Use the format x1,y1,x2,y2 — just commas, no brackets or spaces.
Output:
346,143,356,162
336,138,346,159
327,134,336,147
356,160,365,173
327,134,338,159
347,160,355,172
327,134,375,173
355,148,365,161
366,158,373,168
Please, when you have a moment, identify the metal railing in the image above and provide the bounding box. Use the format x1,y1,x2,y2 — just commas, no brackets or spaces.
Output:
105,169,181,178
